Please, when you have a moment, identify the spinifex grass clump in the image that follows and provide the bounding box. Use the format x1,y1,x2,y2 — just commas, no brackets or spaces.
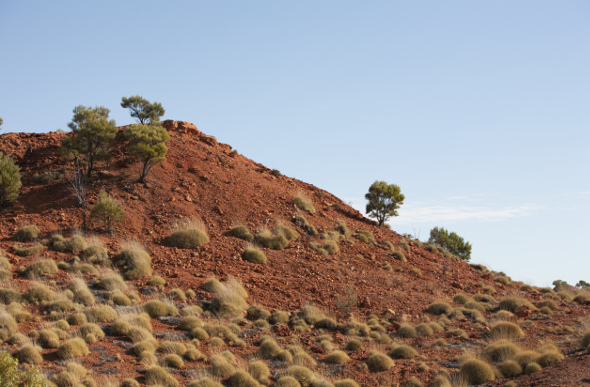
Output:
460,358,495,384
294,214,317,235
22,259,57,278
13,225,40,242
231,224,254,242
210,277,249,318
243,246,267,264
169,218,209,248
255,222,298,250
114,240,152,280
13,244,44,257
293,193,316,213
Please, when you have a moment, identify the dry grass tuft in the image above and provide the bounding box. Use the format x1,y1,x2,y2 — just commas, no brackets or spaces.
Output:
169,218,209,248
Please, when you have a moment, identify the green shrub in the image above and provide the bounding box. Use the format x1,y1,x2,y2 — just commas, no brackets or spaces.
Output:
500,359,522,377
459,359,495,383
270,310,289,325
144,365,179,386
0,311,17,340
38,329,60,348
163,353,184,368
244,246,267,264
0,152,22,208
13,244,44,257
391,251,407,262
294,215,317,235
274,376,300,387
0,289,22,304
228,370,260,387
169,288,186,301
452,294,470,304
81,239,109,265
404,377,423,387
415,323,434,337
247,305,271,321
366,350,394,372
499,297,535,312
188,378,223,387
484,340,520,362
293,193,316,213
428,227,471,261
210,354,235,378
169,218,209,248
537,350,564,367
285,365,315,385
209,278,248,318
114,241,152,280
179,315,203,331
67,312,87,326
143,300,178,318
14,344,43,365
112,290,131,306
57,337,90,359
491,321,524,339
25,283,55,304
90,190,124,233
390,344,418,359
255,229,289,250
231,224,255,242
429,375,451,387
524,362,542,374
99,272,128,291
355,230,376,245
13,226,40,242
325,350,350,364
84,305,118,322
427,302,452,315
249,360,270,384
147,276,166,286
397,324,417,338
79,323,105,342
310,239,339,255
346,338,363,351
22,259,57,278
258,337,282,359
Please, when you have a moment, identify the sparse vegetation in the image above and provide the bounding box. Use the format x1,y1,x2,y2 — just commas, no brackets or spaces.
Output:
244,246,267,264
293,193,316,213
13,226,40,242
428,227,472,261
231,224,254,242
365,180,404,227
114,241,152,280
0,152,22,208
169,218,209,248
90,190,124,232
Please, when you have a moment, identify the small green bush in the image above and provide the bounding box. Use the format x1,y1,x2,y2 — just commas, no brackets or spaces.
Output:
162,353,184,368
355,230,376,245
390,344,418,359
231,224,254,242
500,359,522,377
460,359,495,383
285,365,316,385
484,340,520,362
346,338,363,351
57,337,90,359
247,305,271,321
452,294,470,304
14,344,43,365
228,370,260,387
90,189,125,233
366,350,394,372
169,218,209,248
397,324,417,338
255,229,289,250
143,300,178,318
427,302,452,315
293,194,316,213
244,246,267,264
13,226,40,242
310,239,339,255
274,376,300,387
415,323,433,337
537,350,564,367
429,375,451,387
13,244,44,257
249,360,270,384
499,297,535,312
294,215,317,235
144,365,179,386
84,305,118,322
25,283,55,304
325,350,350,364
491,321,524,339
210,354,236,378
99,272,128,291
0,152,22,208
114,241,152,280
524,362,542,374
22,259,57,278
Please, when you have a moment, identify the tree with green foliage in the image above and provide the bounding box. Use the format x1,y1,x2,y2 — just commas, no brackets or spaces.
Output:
121,95,165,124
576,280,590,290
124,124,170,182
0,152,22,208
0,351,45,387
61,106,118,178
90,190,124,233
365,180,405,227
0,117,3,129
428,227,472,261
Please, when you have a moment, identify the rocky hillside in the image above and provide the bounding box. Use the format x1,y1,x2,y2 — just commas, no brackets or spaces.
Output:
0,121,588,386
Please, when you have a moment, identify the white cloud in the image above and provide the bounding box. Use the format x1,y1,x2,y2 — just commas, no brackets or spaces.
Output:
342,195,544,225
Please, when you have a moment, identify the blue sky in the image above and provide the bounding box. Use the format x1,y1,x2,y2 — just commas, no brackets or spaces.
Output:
1,1,589,286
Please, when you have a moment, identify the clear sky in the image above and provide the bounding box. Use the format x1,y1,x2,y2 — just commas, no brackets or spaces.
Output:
1,1,589,287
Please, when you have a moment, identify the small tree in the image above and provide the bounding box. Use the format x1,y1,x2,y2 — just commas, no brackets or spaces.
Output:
90,190,124,233
428,227,472,262
61,105,118,178
0,152,22,208
69,158,88,230
576,280,590,290
0,351,44,387
121,95,165,124
0,117,3,129
365,180,405,227
124,124,170,182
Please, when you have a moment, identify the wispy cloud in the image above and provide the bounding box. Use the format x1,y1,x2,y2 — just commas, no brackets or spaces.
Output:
342,195,544,225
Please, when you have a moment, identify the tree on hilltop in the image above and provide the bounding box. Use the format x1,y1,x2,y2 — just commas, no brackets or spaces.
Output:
60,105,118,178
428,226,472,262
121,95,165,124
0,117,3,129
365,180,405,227
124,124,170,183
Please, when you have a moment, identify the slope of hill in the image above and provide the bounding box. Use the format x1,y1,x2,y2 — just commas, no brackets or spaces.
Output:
0,121,588,386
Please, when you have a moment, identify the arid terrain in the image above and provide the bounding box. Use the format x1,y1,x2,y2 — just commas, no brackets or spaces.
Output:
0,121,588,386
